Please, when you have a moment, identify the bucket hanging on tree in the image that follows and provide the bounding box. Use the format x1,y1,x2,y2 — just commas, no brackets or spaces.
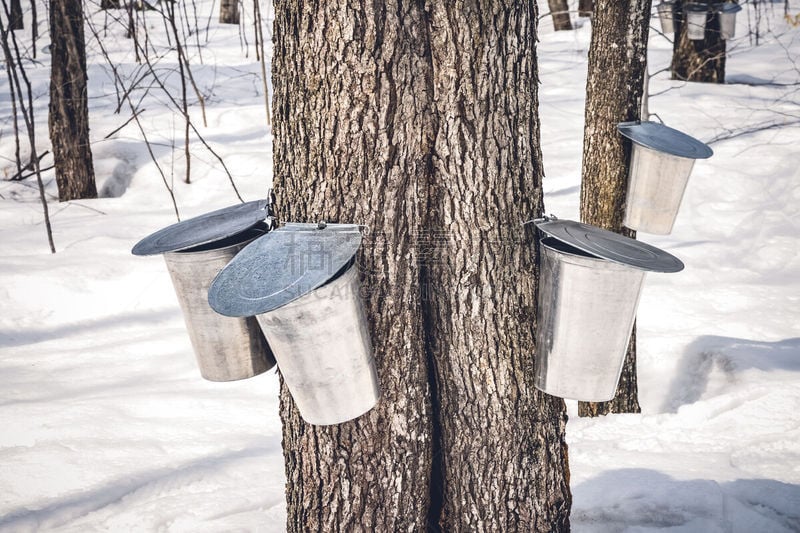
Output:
209,222,379,426
132,200,277,382
618,121,713,235
532,217,684,402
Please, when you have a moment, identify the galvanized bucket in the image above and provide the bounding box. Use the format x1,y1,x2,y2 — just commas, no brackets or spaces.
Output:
164,227,274,381
685,3,708,41
132,200,277,382
256,263,378,425
209,223,380,426
657,0,676,34
536,238,645,401
533,218,684,402
718,2,742,40
618,121,713,235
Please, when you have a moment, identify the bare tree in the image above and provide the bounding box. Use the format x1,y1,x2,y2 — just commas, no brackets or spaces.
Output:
1,0,55,252
273,1,571,531
49,0,97,201
578,0,651,416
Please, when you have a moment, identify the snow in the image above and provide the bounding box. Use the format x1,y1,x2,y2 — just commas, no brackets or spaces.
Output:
1,1,799,531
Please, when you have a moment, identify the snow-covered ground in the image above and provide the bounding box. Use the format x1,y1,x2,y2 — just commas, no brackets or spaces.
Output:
1,1,798,531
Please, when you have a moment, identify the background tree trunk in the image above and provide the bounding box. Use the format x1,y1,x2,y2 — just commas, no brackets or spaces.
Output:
578,0,651,417
49,0,97,201
579,0,593,17
671,1,726,83
100,0,121,10
9,0,22,30
219,0,240,24
273,1,571,531
548,0,573,31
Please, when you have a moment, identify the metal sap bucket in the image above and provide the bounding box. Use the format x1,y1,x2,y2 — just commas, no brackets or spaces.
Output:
685,3,709,41
618,121,713,235
656,0,676,33
209,223,380,426
717,2,742,40
132,200,277,382
533,218,684,401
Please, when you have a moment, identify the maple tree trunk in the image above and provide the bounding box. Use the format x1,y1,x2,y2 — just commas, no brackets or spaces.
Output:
272,0,571,530
578,0,651,417
549,0,573,30
220,0,240,24
9,0,22,30
671,0,727,83
49,0,97,201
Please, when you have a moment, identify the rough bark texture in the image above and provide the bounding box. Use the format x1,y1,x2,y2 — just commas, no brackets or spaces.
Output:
49,0,96,202
273,0,571,531
579,0,593,17
219,0,240,24
425,3,571,529
426,3,570,530
9,0,23,30
578,0,651,417
548,0,573,30
671,1,726,83
273,1,434,530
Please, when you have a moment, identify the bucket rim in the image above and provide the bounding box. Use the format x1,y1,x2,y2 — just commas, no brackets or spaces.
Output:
208,223,364,317
535,218,684,273
132,199,270,256
717,2,742,13
618,121,713,160
162,224,268,260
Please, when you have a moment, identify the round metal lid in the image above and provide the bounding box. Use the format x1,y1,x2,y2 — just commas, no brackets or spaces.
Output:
208,223,363,317
617,121,713,160
535,218,684,273
718,2,742,12
132,199,270,256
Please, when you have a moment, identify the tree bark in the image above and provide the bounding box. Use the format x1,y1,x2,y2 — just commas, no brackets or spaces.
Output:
100,0,122,10
219,0,240,24
578,0,651,417
9,0,22,30
49,0,97,201
273,2,435,530
671,1,726,83
548,0,573,31
579,0,593,17
273,1,571,531
426,3,570,529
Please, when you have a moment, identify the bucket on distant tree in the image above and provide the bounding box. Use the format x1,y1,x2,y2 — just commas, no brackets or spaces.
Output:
685,3,709,41
618,121,713,235
532,218,684,402
717,2,743,40
657,0,677,33
209,223,379,426
132,200,276,382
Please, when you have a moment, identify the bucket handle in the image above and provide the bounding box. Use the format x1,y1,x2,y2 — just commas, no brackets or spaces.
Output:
265,187,278,231
522,214,558,228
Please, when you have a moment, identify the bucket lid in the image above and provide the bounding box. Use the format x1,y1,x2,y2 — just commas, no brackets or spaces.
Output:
132,199,271,256
208,223,363,317
535,218,684,273
618,121,713,160
718,2,742,13
684,2,709,12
